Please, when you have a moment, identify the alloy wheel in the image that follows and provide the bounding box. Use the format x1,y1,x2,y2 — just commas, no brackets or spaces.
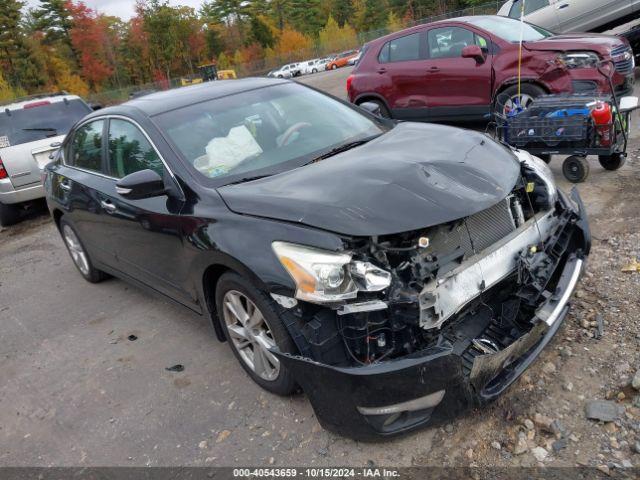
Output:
503,93,535,115
62,225,90,276
222,290,280,381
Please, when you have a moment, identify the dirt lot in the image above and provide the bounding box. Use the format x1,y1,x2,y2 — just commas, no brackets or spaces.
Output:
1,68,639,469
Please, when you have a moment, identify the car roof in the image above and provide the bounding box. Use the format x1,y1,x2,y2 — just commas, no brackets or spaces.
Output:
368,15,499,45
112,77,290,117
1,94,82,111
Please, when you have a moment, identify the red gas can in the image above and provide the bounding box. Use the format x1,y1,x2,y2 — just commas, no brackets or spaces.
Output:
591,101,613,147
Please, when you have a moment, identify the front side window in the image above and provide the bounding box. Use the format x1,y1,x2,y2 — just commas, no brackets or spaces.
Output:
154,83,385,185
107,119,164,178
69,120,104,172
428,27,476,59
508,0,550,18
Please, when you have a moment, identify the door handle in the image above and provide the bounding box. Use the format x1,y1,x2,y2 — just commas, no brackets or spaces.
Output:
377,67,387,74
59,180,71,191
556,3,569,9
100,200,117,213
427,66,440,73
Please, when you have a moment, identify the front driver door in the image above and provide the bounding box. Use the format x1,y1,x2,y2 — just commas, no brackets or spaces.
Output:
423,26,493,121
98,117,194,308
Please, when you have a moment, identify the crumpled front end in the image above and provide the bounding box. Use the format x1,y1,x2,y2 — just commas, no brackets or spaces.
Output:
272,153,590,440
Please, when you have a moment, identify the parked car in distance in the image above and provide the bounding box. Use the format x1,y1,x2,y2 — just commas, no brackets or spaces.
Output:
348,50,362,66
327,50,359,69
44,78,589,440
300,59,324,74
268,63,301,78
0,93,93,226
348,15,635,121
498,0,639,34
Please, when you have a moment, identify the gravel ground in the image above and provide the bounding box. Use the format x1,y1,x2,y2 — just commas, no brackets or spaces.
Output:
0,67,638,468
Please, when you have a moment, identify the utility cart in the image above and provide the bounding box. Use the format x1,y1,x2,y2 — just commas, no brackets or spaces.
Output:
492,62,639,183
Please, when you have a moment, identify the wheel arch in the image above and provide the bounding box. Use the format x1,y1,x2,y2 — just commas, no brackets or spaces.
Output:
200,255,273,343
493,78,550,102
52,208,64,231
353,93,392,114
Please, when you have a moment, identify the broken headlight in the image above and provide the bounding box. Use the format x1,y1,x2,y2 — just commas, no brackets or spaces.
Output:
557,51,599,69
272,241,391,304
514,150,558,208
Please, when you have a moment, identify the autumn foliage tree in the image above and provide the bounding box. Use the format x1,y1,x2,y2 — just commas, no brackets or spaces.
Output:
66,0,113,90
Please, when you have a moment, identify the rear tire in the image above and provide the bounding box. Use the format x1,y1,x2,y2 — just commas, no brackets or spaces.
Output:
0,201,21,227
598,153,625,171
216,272,297,396
562,155,590,183
59,217,108,283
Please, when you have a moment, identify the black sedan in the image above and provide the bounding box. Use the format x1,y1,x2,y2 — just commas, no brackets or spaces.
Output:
44,78,590,440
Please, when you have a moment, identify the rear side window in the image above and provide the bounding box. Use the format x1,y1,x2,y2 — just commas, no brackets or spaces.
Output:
107,119,164,178
0,99,91,148
69,120,104,172
378,33,422,63
508,0,550,18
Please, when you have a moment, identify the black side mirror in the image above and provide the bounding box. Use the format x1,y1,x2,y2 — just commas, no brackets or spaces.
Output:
359,101,382,117
89,103,103,111
115,169,166,200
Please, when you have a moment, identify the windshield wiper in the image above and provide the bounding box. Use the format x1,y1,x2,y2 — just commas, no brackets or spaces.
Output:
309,135,381,163
22,127,58,133
223,174,272,186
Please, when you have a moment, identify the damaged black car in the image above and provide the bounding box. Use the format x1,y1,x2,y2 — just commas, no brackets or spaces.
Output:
44,78,590,441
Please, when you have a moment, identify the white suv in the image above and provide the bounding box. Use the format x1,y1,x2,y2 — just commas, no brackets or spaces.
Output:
268,63,302,78
0,93,93,226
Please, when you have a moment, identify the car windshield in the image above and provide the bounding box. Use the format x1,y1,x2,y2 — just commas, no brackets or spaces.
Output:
466,16,554,42
0,99,91,147
154,83,385,185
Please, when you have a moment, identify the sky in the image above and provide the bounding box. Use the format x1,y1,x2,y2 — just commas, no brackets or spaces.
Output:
24,0,206,20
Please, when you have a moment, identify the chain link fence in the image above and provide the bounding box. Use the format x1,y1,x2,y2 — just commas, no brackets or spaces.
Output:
88,0,503,105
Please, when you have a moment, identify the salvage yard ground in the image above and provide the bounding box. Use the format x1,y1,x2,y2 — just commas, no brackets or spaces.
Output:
1,68,639,468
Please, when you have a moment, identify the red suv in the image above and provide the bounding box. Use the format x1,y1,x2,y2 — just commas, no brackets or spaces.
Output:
348,15,635,121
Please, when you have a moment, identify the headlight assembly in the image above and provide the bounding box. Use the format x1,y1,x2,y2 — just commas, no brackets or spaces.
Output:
513,150,558,207
272,241,391,304
557,51,599,69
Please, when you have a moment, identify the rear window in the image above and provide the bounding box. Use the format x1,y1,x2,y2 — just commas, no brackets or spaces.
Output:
379,33,423,63
508,0,550,18
0,99,91,148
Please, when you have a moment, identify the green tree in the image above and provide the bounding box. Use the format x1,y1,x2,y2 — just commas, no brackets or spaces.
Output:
249,16,275,48
386,10,403,32
354,0,388,32
0,0,46,90
290,0,325,36
330,0,354,26
31,0,74,46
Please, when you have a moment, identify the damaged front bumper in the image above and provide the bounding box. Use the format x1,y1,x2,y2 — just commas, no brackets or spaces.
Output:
274,188,590,441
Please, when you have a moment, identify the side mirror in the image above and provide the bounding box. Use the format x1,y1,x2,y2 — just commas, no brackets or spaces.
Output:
359,101,383,117
115,169,166,200
89,103,103,111
461,45,485,63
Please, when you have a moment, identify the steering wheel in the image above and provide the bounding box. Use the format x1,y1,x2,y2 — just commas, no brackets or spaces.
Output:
278,122,312,147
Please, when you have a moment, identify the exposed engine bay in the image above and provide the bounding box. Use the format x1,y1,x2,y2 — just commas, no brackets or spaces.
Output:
274,153,588,371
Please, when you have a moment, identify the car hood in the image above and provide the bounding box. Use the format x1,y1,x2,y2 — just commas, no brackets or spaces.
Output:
524,33,624,54
218,123,521,237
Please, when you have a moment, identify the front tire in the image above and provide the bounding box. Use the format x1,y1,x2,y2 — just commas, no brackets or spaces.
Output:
216,272,297,396
59,217,107,283
598,153,626,171
0,201,21,227
496,84,545,116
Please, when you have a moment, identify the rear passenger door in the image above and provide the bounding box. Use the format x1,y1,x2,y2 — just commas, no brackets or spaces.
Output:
376,31,429,119
51,119,118,267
